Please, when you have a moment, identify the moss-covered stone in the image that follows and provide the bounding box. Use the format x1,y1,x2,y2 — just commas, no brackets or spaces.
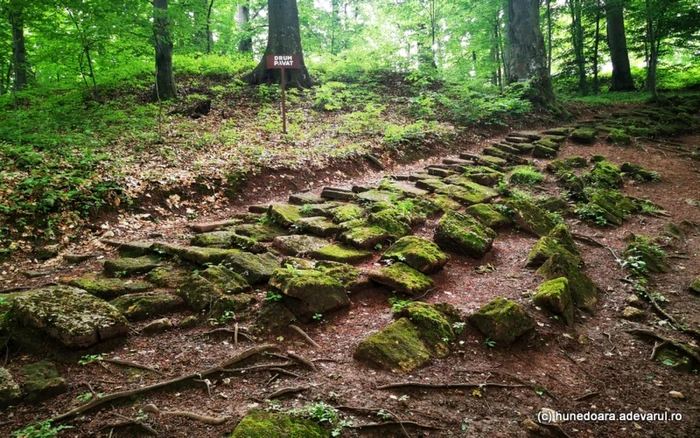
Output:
296,216,341,238
0,367,21,407
224,251,280,285
534,138,559,150
298,202,342,217
537,196,570,214
272,235,329,256
9,285,129,348
200,265,252,294
233,222,288,242
65,274,152,299
656,347,694,373
340,223,389,249
607,129,631,145
103,256,161,277
353,318,431,373
533,277,574,326
310,244,373,264
620,162,659,182
623,236,669,274
154,243,239,265
268,204,303,227
315,261,368,291
356,189,401,203
145,266,189,288
588,160,623,189
532,144,557,158
468,297,534,345
110,292,183,321
434,210,496,258
689,278,700,294
621,306,646,321
542,134,567,143
425,194,462,213
210,293,258,318
537,252,597,311
369,262,434,296
582,189,637,226
462,166,505,186
17,361,67,403
269,268,349,322
526,236,581,268
190,231,236,248
505,198,556,237
331,204,366,223
253,301,296,334
394,302,456,357
177,274,225,312
367,208,412,239
387,181,430,198
477,155,507,171
289,192,325,205
415,177,449,192
381,236,450,274
548,223,579,254
114,241,154,257
571,127,598,144
543,127,573,136
230,409,330,438
465,204,513,229
438,179,498,205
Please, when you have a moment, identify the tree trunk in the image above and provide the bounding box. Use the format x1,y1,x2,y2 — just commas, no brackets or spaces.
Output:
206,0,215,54
506,0,558,111
645,0,657,100
593,0,602,94
236,4,253,52
546,0,552,75
568,0,587,92
605,0,635,91
248,0,311,88
10,8,29,91
154,0,177,100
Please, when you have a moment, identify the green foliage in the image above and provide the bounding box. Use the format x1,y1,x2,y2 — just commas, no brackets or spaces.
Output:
264,291,283,302
12,421,72,438
575,203,608,226
483,338,496,348
509,166,545,185
389,296,412,313
452,321,467,335
78,354,104,366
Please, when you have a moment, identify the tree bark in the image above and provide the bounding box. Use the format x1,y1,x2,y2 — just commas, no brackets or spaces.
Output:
154,0,177,100
10,8,29,91
645,0,657,100
506,0,559,111
568,0,587,92
546,0,552,75
593,0,602,94
236,4,253,52
605,0,635,91
247,0,311,87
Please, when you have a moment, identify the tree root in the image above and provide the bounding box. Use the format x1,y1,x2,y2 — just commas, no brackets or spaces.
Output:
348,421,442,432
267,386,308,399
288,324,320,348
204,327,254,343
287,352,316,371
377,381,528,391
142,403,231,425
644,294,700,340
100,414,158,436
626,329,700,363
50,344,279,422
103,358,165,375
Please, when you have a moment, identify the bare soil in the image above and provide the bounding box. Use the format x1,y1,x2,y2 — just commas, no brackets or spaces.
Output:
1,116,699,438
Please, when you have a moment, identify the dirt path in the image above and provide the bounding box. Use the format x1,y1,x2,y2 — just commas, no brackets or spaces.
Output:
1,117,699,437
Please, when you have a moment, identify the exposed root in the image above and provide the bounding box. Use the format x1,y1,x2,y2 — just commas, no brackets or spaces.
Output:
348,421,442,433
627,329,700,363
266,386,309,399
103,358,165,375
287,352,316,371
142,403,231,425
50,344,279,422
377,381,529,391
644,294,700,340
288,324,320,348
100,414,158,436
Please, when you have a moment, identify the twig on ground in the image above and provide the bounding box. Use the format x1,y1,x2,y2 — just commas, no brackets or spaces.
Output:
50,344,278,422
288,324,320,348
287,352,316,371
377,381,528,391
100,414,158,436
348,421,442,432
267,386,309,399
644,294,700,340
220,362,294,374
268,367,302,378
626,329,700,363
142,403,231,425
574,391,599,401
534,420,574,438
204,327,254,343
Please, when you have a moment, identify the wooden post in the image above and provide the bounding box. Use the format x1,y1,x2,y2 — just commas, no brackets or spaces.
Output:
281,67,287,134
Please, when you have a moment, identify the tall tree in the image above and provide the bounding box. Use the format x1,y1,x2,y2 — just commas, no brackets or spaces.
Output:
605,0,635,91
506,0,559,111
567,0,587,92
236,3,253,52
154,0,177,100
248,0,310,87
8,2,30,91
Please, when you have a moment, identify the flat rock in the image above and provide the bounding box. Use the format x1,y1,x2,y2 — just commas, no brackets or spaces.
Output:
288,192,324,205
340,224,389,249
10,285,129,348
297,216,341,237
506,198,557,237
353,318,431,373
17,361,67,403
355,189,400,203
64,273,152,299
154,243,239,265
310,244,373,264
224,251,280,285
110,292,183,321
321,187,355,201
388,181,429,198
465,203,512,229
369,262,434,296
434,210,496,258
468,297,535,345
142,318,174,334
269,268,350,322
230,409,330,438
273,234,329,256
381,236,450,274
533,277,574,326
0,367,21,407
571,127,598,144
103,256,161,276
269,204,302,227
621,306,646,321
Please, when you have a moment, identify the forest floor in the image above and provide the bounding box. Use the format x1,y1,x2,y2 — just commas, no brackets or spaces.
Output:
1,99,699,438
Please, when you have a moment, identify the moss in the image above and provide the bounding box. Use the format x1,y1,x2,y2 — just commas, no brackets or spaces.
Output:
426,195,462,213
537,252,597,311
268,204,303,227
462,166,504,186
394,302,456,357
534,138,559,150
582,189,636,226
549,223,579,255
17,361,67,403
230,409,330,438
367,208,412,239
340,224,389,249
438,178,498,205
210,293,258,318
311,244,373,264
434,210,496,258
655,348,694,373
608,129,631,145
146,266,189,288
467,297,534,345
355,189,401,203
177,274,226,312
533,277,574,326
623,236,669,274
465,203,512,229
369,262,434,296
116,241,154,257
110,292,183,321
537,196,570,214
532,144,556,158
565,156,587,168
65,274,152,299
571,127,598,144
587,160,623,189
353,318,431,373
315,261,366,291
190,231,236,248
297,217,341,238
0,367,21,407
253,301,296,334
542,134,567,143
269,268,349,322
505,198,556,237
103,256,161,277
154,243,240,265
689,278,700,294
380,236,450,274
415,177,449,192
234,222,288,242
200,265,252,294
223,251,280,285
477,155,507,171
331,204,366,223
620,162,659,182
508,166,546,185
526,236,581,268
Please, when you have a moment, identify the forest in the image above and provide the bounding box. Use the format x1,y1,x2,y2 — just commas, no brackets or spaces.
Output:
0,0,699,437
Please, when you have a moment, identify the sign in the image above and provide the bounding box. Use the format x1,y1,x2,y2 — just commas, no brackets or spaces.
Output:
265,54,301,134
266,54,301,69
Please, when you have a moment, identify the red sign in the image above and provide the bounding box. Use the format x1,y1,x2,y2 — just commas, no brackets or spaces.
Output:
266,54,301,69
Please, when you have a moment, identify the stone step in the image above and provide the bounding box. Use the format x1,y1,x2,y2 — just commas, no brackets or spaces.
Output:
321,187,355,201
